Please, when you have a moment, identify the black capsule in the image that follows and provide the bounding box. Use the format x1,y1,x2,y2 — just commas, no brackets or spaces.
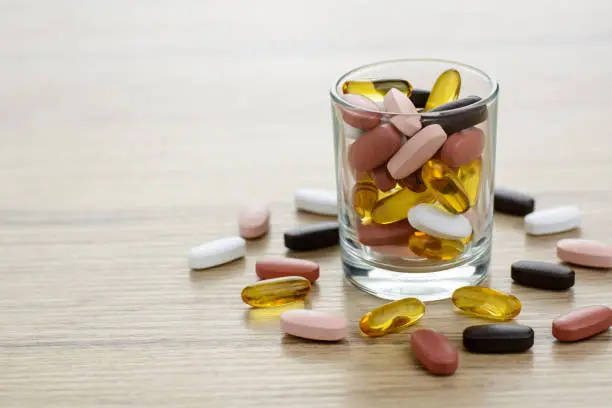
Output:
463,324,534,354
409,88,431,109
511,260,575,290
421,96,488,134
494,188,535,216
284,222,339,251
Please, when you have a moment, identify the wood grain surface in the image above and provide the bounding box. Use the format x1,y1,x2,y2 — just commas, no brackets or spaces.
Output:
1,1,612,407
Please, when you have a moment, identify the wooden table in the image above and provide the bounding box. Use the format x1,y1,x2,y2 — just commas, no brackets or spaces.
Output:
1,1,611,407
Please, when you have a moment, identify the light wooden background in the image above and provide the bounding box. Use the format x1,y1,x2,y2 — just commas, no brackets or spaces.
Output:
1,1,612,407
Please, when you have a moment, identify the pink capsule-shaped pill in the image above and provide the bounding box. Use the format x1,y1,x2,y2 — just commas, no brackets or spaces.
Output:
387,124,447,180
340,94,382,130
557,238,612,269
411,329,459,376
370,243,420,258
384,88,422,137
349,123,402,172
281,310,348,341
357,220,416,246
552,305,612,342
238,204,270,239
256,256,320,283
440,127,485,167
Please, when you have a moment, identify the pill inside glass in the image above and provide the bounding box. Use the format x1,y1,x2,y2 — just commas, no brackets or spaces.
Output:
330,59,499,301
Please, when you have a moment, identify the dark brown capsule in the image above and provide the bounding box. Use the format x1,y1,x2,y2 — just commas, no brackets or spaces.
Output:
421,96,488,135
409,88,431,109
494,188,535,216
511,260,575,291
463,324,534,354
284,222,339,251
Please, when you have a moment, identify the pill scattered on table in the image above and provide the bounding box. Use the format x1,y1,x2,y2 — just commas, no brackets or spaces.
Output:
359,297,426,337
452,286,522,321
238,204,270,239
493,188,535,216
294,188,338,216
524,206,581,236
241,276,312,308
410,329,459,375
255,256,320,283
510,260,575,291
557,238,612,269
188,237,246,270
284,222,339,251
552,305,612,342
408,203,472,240
463,324,534,353
280,310,348,342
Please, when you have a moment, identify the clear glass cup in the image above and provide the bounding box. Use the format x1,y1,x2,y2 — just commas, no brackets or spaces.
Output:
330,59,499,302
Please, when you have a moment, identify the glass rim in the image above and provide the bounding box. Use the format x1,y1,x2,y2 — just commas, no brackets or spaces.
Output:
329,58,499,117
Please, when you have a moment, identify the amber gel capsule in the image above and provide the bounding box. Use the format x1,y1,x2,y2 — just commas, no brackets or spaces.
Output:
409,231,465,260
371,187,435,224
342,79,412,101
352,181,378,222
359,297,426,337
421,159,470,214
241,276,311,308
424,69,461,111
452,286,521,321
456,158,481,206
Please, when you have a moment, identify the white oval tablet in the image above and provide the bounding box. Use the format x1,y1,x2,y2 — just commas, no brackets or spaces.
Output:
188,237,246,270
408,203,472,240
524,206,581,236
294,188,338,216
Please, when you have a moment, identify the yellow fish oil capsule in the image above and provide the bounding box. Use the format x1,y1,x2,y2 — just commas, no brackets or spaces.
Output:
421,159,470,214
342,79,413,101
408,231,465,260
424,69,461,111
451,286,521,321
241,276,311,308
359,297,426,337
456,158,481,206
352,181,379,222
371,187,434,224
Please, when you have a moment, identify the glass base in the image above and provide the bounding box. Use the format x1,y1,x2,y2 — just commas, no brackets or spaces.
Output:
341,237,490,302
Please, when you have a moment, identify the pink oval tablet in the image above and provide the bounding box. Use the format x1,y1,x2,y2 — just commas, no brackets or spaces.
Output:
238,204,270,239
387,124,447,179
411,329,459,376
384,88,422,137
280,309,348,341
552,305,612,342
370,243,420,258
357,220,416,246
349,123,402,172
371,165,397,192
440,127,485,167
340,94,382,130
557,238,612,269
256,256,320,283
